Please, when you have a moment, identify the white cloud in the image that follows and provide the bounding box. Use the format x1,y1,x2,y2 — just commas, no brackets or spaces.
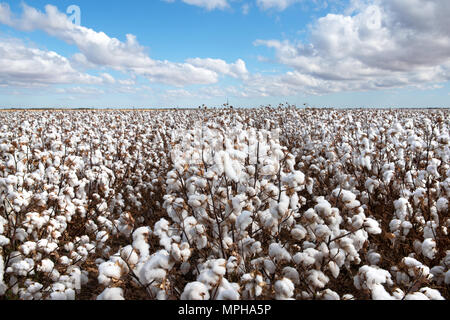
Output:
100,73,116,84
186,58,249,79
0,3,245,87
242,3,251,15
256,0,341,12
55,86,105,95
163,0,229,11
254,0,450,95
0,38,102,86
256,0,301,11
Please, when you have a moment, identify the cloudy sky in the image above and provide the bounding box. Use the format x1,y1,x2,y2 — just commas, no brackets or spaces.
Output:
0,0,449,108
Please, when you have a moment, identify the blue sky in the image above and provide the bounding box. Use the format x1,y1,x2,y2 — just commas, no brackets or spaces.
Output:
0,0,449,108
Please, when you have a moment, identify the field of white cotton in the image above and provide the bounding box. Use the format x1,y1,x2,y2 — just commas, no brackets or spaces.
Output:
0,107,448,300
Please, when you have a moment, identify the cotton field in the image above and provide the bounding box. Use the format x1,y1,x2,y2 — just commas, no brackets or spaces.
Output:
0,107,448,300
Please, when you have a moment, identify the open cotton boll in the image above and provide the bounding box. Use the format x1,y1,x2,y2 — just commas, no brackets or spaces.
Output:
402,257,430,278
315,224,332,240
354,265,393,291
282,267,300,285
197,259,227,289
274,278,295,300
336,189,356,204
436,197,448,213
314,198,332,218
37,259,55,273
139,250,174,286
306,270,329,289
181,281,210,300
269,243,291,263
132,227,151,258
120,245,139,266
170,243,191,263
293,251,316,268
371,284,396,300
319,289,340,300
404,292,430,300
363,218,382,235
215,279,240,300
421,239,437,260
97,287,125,300
327,261,340,279
236,211,253,233
98,261,123,286
367,251,381,266
354,265,397,299
291,225,307,241
419,287,445,300
221,151,239,183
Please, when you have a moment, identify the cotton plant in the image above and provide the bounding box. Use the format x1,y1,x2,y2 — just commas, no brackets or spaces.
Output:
0,108,448,300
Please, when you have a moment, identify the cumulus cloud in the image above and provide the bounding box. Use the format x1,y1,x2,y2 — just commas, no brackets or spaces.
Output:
0,3,244,87
163,0,229,11
0,38,102,86
186,58,249,79
254,0,450,94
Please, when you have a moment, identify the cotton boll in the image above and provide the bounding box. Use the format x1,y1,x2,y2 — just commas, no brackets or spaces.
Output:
340,190,356,204
170,243,191,263
419,287,444,300
389,219,401,233
120,245,139,266
139,250,174,286
421,239,437,260
319,289,340,300
132,226,151,258
282,267,300,285
274,278,295,300
367,251,381,266
314,198,332,218
38,259,55,273
423,222,438,239
269,243,291,263
181,281,210,300
291,225,307,241
97,287,125,300
306,270,329,289
50,291,68,300
402,257,430,278
236,211,253,233
197,259,227,289
430,266,445,284
371,284,396,300
401,221,413,235
263,259,276,275
315,224,332,240
215,279,240,300
436,197,448,213
98,261,123,286
354,265,393,292
293,252,315,268
363,218,382,234
20,242,37,256
404,292,430,300
327,261,340,278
